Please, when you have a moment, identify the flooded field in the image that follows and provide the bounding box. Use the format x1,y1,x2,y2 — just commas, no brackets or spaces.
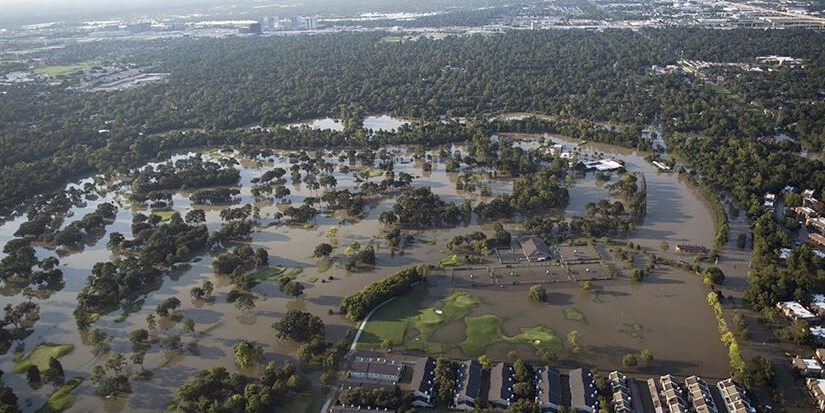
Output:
0,132,725,411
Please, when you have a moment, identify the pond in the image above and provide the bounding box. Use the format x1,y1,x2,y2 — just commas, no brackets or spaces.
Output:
0,133,724,412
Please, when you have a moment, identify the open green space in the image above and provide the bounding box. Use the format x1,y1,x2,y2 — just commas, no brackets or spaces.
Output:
366,168,384,178
620,322,644,339
36,377,83,412
14,344,75,373
564,307,585,322
439,254,459,267
316,259,332,273
33,61,98,77
567,330,582,354
462,315,502,357
251,266,302,282
209,152,233,160
357,290,479,352
151,210,178,222
251,266,286,281
359,289,565,357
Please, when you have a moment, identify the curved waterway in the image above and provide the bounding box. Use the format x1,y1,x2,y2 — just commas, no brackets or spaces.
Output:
0,134,724,412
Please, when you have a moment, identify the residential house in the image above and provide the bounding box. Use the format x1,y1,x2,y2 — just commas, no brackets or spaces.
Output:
777,301,819,323
488,363,515,409
810,217,825,233
812,233,825,248
806,378,825,411
454,359,482,411
660,375,688,413
569,368,599,413
348,357,403,383
536,366,563,413
716,378,756,413
805,197,825,214
793,356,824,377
410,357,436,407
520,236,551,262
608,371,634,413
647,378,667,413
800,209,821,222
684,376,719,413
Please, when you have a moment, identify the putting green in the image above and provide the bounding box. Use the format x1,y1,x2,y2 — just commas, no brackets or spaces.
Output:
507,326,564,353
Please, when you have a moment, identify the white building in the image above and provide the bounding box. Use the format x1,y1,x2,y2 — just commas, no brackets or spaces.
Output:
777,301,818,323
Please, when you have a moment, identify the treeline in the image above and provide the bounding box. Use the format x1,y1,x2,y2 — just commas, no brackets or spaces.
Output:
4,28,825,214
340,265,428,320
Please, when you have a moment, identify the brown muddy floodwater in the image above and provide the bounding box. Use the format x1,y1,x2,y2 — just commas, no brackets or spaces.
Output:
0,133,725,412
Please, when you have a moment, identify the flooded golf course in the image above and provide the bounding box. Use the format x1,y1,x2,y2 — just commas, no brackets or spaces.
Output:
0,130,727,412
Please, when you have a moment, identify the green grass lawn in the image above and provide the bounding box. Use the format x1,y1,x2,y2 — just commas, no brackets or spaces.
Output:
564,307,585,322
251,266,302,284
462,317,564,357
567,330,582,354
209,152,233,160
14,344,75,373
367,169,384,178
357,290,479,352
151,210,178,222
439,254,459,267
36,377,83,412
251,266,286,281
507,326,563,353
620,322,644,339
33,61,98,77
306,276,318,283
462,315,503,357
358,289,566,357
316,258,332,273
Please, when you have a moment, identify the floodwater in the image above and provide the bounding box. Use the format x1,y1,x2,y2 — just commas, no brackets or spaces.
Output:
291,115,410,132
0,133,723,412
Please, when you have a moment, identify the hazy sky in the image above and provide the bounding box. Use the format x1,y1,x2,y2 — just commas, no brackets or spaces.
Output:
0,0,234,24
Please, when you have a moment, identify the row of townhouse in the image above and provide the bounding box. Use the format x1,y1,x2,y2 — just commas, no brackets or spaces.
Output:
610,372,752,413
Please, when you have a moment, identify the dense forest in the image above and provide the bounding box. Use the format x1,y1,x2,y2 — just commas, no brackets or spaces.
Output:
2,28,825,215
